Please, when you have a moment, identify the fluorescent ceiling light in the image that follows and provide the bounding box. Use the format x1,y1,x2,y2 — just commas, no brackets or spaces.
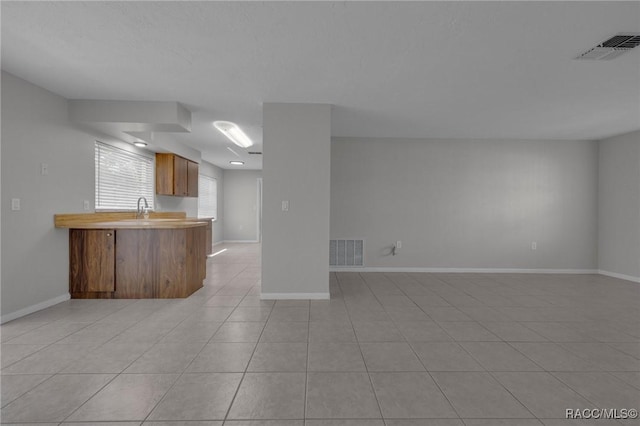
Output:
214,121,253,148
229,161,245,166
133,141,147,147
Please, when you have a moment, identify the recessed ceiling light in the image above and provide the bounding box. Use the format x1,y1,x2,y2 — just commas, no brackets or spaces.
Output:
133,141,147,147
214,121,253,148
229,161,245,166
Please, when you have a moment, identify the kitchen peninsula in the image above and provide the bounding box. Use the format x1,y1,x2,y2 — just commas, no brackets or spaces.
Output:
55,212,210,299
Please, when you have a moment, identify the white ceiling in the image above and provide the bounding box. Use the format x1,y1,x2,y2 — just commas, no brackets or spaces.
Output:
2,1,639,169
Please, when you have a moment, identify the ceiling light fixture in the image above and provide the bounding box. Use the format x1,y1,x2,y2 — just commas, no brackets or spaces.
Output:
214,121,253,148
229,161,245,166
133,141,147,147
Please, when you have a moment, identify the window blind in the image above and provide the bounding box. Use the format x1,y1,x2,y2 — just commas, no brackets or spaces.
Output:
198,175,217,219
95,141,154,211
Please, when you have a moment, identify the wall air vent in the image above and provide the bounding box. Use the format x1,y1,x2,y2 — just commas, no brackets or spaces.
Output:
330,239,364,267
248,151,262,155
576,33,640,60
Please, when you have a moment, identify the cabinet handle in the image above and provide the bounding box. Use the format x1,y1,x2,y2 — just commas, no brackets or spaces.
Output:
106,233,112,237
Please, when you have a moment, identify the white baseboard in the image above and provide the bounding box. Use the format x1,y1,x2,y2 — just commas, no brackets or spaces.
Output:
598,269,640,283
1,293,71,324
330,267,598,274
261,292,330,300
223,240,260,244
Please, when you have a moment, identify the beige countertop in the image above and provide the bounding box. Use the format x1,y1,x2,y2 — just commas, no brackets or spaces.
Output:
57,218,208,229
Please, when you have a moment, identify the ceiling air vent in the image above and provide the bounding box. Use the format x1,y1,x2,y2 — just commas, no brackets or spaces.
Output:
248,151,262,155
576,33,640,60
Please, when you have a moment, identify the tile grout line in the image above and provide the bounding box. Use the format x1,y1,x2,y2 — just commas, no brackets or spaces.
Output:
2,251,638,425
415,275,540,422
2,301,172,420
62,260,251,424
0,373,57,410
141,260,259,424
0,246,262,424
360,271,465,423
549,368,640,422
337,272,384,421
396,273,542,423
59,301,207,423
221,288,274,423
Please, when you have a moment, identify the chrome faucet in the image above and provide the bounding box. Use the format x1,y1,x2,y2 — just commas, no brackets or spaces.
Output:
136,197,150,219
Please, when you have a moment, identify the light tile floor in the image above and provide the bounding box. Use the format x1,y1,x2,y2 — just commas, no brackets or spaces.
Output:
1,243,639,425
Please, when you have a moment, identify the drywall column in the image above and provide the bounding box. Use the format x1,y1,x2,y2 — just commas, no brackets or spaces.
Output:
262,103,331,299
598,130,640,282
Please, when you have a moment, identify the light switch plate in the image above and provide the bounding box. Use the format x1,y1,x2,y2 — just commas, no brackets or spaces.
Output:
83,200,90,211
40,163,48,175
282,200,289,211
11,198,20,211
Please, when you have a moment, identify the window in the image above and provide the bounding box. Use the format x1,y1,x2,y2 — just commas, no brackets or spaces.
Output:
95,141,154,210
198,175,217,219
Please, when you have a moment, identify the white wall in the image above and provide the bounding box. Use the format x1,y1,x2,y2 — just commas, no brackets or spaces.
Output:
199,161,225,244
0,72,220,322
598,130,640,281
155,195,198,217
223,170,262,242
1,71,95,320
262,103,331,298
331,137,599,271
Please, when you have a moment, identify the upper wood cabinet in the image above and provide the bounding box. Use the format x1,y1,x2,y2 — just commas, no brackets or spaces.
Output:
187,160,199,197
156,153,198,197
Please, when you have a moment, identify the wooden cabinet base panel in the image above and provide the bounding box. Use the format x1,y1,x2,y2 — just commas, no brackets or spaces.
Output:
69,226,205,299
71,292,115,299
70,287,204,299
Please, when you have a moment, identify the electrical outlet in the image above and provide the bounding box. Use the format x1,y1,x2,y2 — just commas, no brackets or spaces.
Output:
396,241,402,249
282,200,289,212
11,198,20,211
40,163,48,175
531,242,537,250
83,200,90,211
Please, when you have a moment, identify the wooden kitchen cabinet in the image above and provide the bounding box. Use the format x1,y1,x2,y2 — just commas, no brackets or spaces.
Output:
156,153,198,197
69,229,115,297
187,160,199,197
67,225,206,299
173,155,188,196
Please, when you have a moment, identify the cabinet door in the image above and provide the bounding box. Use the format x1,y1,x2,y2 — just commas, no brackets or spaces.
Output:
70,229,115,294
187,161,199,197
173,156,189,196
155,153,174,196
